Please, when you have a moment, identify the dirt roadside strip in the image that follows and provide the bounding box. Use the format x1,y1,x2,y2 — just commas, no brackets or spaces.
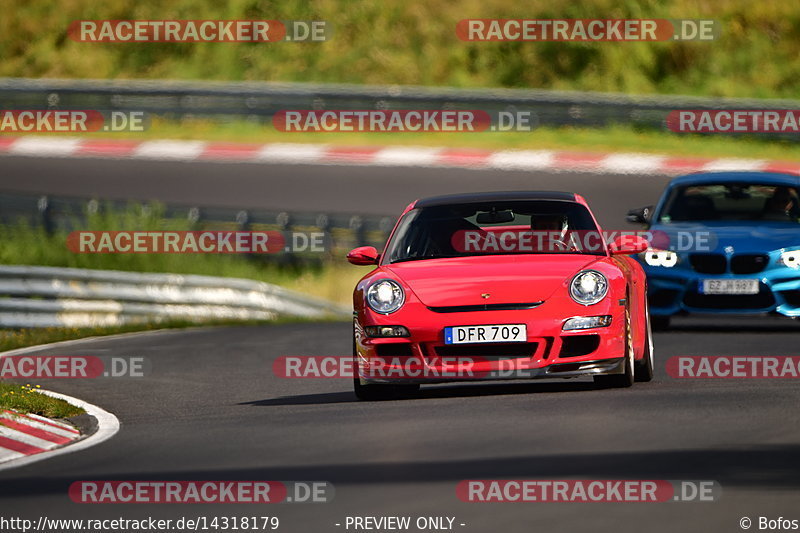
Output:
1,136,799,175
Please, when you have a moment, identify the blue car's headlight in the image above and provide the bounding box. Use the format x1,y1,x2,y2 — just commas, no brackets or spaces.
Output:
366,279,405,314
640,249,678,268
779,251,800,269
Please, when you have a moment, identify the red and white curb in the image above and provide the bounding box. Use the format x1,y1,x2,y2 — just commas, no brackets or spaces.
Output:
0,339,122,471
1,135,799,175
0,409,80,462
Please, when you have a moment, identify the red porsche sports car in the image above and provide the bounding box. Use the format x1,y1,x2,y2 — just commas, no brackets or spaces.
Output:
348,191,653,400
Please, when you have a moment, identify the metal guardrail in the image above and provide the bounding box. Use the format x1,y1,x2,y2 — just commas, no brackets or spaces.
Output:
2,77,799,134
0,265,350,328
0,191,363,327
0,191,395,255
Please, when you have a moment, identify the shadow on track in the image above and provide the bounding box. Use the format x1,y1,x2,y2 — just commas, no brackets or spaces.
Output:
241,379,601,407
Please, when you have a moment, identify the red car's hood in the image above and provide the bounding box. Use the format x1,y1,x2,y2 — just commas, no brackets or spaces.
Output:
384,255,602,307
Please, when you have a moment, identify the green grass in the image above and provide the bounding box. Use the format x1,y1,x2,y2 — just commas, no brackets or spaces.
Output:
1,1,799,99
0,382,84,418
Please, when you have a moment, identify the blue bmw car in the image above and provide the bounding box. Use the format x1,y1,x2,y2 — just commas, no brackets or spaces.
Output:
627,171,800,328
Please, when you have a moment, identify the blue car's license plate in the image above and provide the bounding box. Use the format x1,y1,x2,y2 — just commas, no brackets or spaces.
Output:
700,279,759,295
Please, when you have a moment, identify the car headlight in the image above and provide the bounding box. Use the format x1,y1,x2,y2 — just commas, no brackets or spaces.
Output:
779,251,800,269
569,270,608,306
366,279,405,314
640,249,678,268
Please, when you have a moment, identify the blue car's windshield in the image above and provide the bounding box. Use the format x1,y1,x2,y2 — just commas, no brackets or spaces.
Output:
658,183,800,223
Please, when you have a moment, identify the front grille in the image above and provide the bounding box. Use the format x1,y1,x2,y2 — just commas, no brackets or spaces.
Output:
559,335,601,358
683,284,775,310
730,254,769,274
427,302,543,313
648,289,680,308
689,254,727,274
778,290,800,307
433,342,537,359
375,344,414,358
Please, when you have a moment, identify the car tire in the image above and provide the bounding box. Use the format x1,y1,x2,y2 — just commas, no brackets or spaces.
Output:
594,305,635,389
634,305,654,382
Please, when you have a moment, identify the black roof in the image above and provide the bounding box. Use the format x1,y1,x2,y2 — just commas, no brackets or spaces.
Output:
415,191,576,208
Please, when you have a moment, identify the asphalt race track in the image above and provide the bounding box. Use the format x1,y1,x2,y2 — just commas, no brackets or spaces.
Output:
2,156,800,532
2,320,800,532
0,155,669,225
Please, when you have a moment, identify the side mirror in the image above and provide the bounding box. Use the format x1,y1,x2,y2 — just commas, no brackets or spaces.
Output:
609,235,649,255
626,206,653,224
347,246,380,265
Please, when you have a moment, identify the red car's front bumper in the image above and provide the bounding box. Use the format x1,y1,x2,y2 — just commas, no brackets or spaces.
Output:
354,301,628,385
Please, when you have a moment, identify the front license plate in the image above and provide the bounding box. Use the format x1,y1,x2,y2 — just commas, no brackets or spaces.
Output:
444,324,527,344
700,279,759,295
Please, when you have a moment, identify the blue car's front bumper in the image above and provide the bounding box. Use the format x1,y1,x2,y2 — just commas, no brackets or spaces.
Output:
638,251,800,318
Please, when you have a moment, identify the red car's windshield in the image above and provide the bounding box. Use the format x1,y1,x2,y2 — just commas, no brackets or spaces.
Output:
384,200,605,263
